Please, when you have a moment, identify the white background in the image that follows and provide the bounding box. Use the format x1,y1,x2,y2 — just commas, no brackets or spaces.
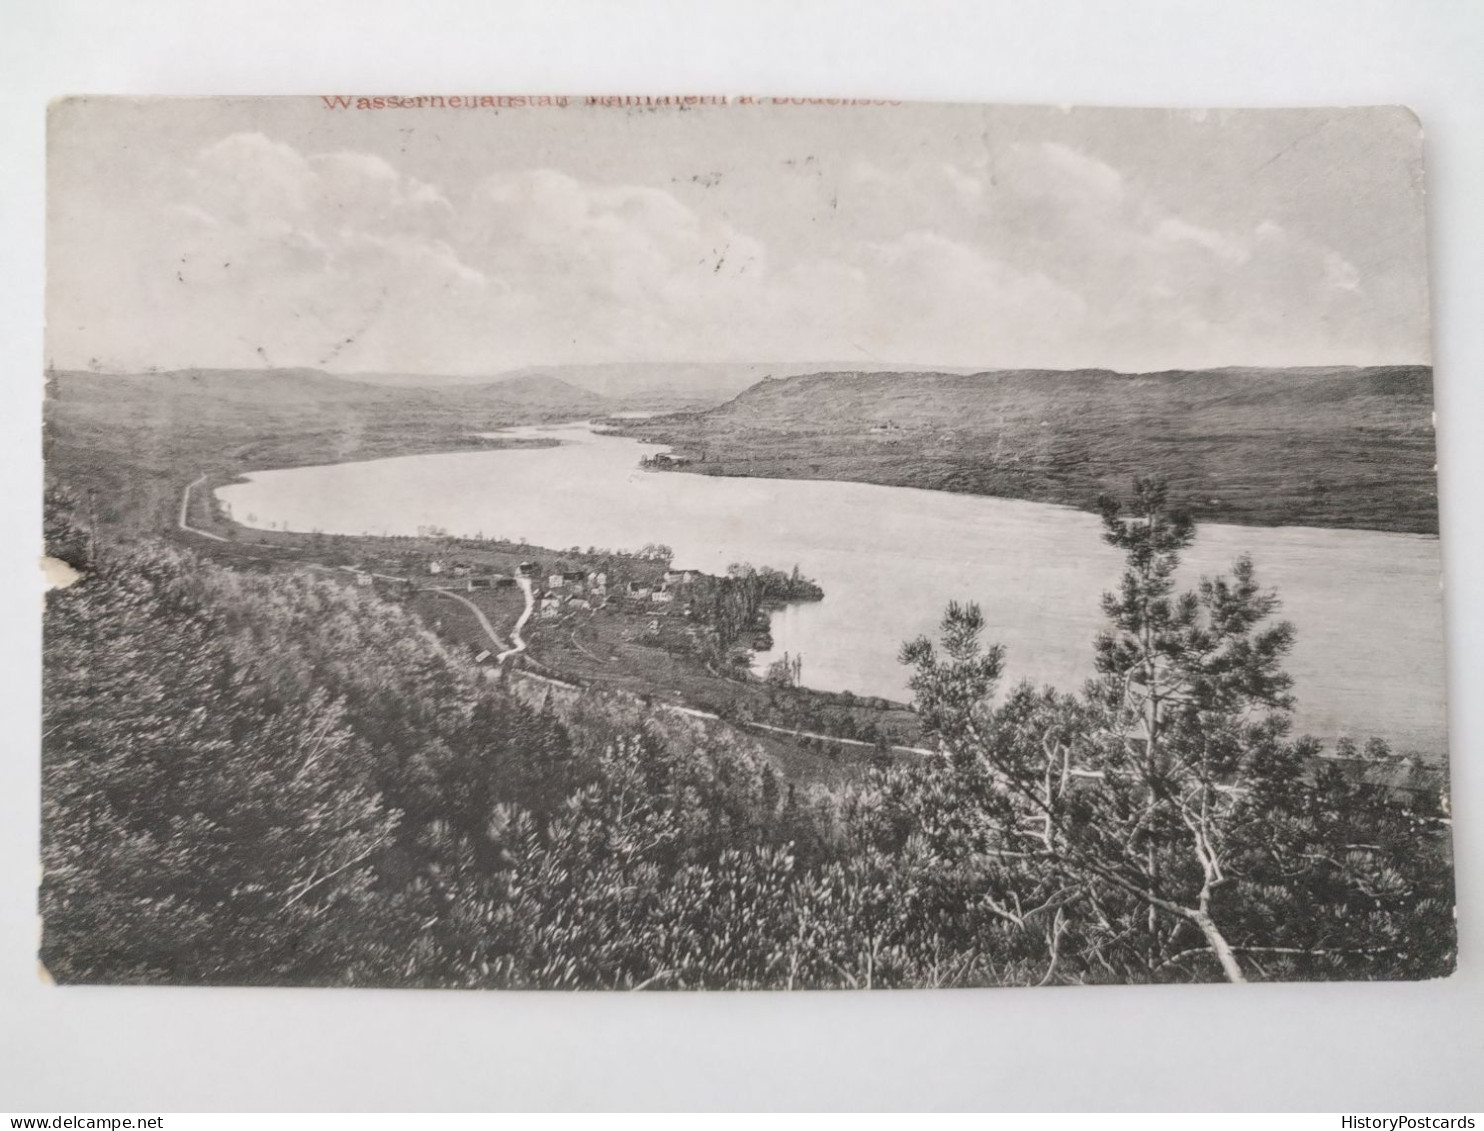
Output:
2,0,1481,1113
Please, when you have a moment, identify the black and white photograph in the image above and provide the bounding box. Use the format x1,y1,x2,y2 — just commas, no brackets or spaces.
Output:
39,95,1454,991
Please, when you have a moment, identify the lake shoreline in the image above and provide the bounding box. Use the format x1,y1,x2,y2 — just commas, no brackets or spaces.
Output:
212,423,1448,762
602,364,1440,536
184,465,923,775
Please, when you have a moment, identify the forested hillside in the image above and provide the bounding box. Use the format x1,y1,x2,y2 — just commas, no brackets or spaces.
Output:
43,368,605,535
41,486,1454,987
618,366,1439,533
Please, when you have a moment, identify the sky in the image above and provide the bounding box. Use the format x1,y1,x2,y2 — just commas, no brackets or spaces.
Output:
45,97,1431,375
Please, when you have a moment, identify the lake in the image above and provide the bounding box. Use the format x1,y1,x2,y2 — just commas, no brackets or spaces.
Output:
217,422,1448,758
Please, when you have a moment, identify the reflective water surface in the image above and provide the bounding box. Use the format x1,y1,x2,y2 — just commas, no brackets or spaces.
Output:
218,423,1447,758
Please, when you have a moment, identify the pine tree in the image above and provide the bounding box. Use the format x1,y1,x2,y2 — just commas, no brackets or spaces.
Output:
898,478,1453,983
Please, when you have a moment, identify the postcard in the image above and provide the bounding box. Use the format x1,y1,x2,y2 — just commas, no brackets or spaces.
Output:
41,96,1451,988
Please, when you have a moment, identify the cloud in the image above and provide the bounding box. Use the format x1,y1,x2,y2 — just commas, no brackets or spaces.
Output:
474,168,763,289
1034,141,1125,202
940,140,1398,367
1153,217,1251,266
118,133,491,371
1324,251,1362,292
50,128,1416,374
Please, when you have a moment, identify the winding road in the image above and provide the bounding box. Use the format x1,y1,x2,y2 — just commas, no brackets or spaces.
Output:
496,576,535,664
428,575,534,666
184,466,538,668
512,669,936,757
428,588,508,653
178,475,229,542
182,467,536,665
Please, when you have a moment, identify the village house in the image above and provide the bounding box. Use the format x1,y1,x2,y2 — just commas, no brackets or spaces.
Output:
561,570,587,587
650,588,675,604
588,571,608,591
662,569,700,586
568,596,592,611
451,564,472,578
427,560,444,575
548,574,565,590
539,591,562,618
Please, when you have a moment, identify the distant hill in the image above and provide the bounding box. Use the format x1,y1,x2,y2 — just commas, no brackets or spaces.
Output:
46,362,1442,536
43,366,610,535
51,367,399,404
448,373,608,414
345,361,801,402
711,365,1433,426
49,366,611,414
617,365,1439,534
342,361,989,408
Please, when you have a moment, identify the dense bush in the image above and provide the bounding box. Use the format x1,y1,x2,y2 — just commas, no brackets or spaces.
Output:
40,485,1455,988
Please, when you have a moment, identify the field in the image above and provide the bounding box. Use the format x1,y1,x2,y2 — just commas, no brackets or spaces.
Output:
399,564,921,784
614,365,1440,534
515,596,920,778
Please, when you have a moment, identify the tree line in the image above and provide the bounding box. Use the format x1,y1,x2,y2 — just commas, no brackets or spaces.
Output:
691,563,824,673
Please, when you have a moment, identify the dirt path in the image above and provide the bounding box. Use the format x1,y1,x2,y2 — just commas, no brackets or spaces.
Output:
513,669,935,756
186,508,914,756
428,588,508,654
568,615,611,663
496,576,535,664
671,704,935,756
178,475,229,542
